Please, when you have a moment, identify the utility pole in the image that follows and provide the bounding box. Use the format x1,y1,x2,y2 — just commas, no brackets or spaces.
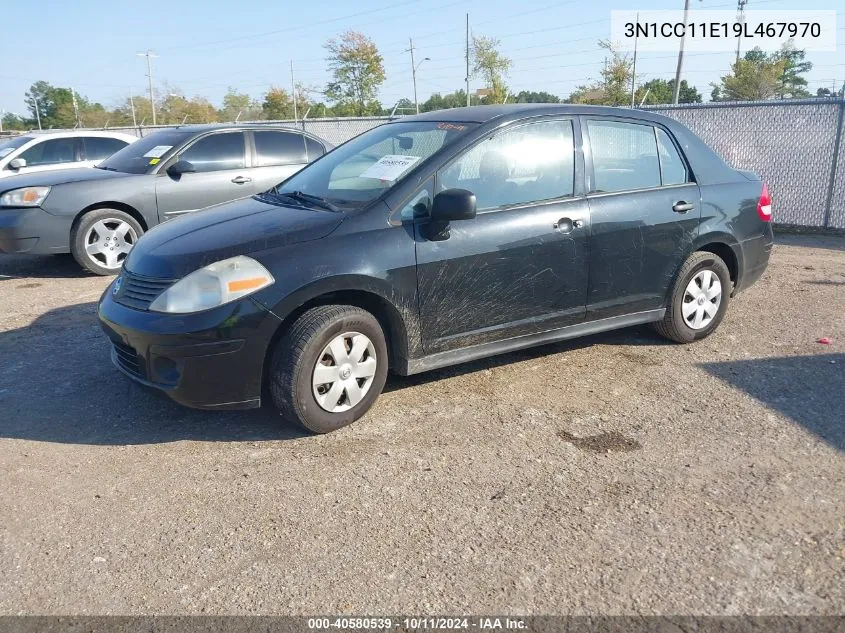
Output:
137,51,158,125
672,0,692,104
70,87,81,128
631,12,639,107
129,93,137,129
290,60,298,123
465,13,471,107
735,0,748,65
34,98,42,130
408,38,418,115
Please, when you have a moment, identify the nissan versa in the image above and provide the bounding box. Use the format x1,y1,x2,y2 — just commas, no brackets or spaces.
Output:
98,105,773,433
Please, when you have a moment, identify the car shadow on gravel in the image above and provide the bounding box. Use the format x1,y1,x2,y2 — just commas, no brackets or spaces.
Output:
0,254,93,280
699,354,845,451
0,301,309,445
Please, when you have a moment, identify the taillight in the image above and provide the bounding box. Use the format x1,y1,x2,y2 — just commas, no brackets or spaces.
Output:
757,182,772,222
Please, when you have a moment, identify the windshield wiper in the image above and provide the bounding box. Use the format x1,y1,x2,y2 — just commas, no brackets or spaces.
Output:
97,165,118,171
274,190,340,212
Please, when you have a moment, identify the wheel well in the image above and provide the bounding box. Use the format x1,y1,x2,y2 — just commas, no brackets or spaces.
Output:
73,202,148,233
698,242,738,287
261,290,409,394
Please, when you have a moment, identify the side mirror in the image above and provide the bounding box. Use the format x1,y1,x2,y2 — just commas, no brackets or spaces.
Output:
424,188,477,241
166,159,196,177
8,158,26,170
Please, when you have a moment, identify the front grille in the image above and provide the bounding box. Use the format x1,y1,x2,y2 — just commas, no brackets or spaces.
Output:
115,270,175,310
112,341,146,380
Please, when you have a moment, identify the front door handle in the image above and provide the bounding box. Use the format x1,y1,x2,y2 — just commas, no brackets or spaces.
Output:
673,201,695,213
553,218,584,233
231,176,252,184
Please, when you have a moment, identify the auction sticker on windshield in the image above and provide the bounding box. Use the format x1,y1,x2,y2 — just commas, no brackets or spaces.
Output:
143,145,173,158
360,155,421,181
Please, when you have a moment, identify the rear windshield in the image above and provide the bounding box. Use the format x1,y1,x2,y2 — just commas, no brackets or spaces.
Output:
0,136,33,159
98,130,192,174
271,121,479,211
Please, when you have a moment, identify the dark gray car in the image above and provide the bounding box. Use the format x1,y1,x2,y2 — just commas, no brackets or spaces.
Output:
0,125,331,274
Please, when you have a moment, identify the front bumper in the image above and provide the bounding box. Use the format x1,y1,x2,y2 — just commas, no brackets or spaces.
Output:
0,207,73,254
98,284,282,410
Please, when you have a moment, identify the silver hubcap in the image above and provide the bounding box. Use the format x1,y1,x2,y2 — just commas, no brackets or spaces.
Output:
682,270,722,330
84,219,137,269
312,332,377,413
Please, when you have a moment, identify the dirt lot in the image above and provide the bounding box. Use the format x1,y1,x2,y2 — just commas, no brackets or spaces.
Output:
0,235,843,615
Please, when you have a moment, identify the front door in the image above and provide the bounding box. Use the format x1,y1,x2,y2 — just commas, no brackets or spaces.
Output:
154,131,254,220
416,117,589,354
582,117,701,319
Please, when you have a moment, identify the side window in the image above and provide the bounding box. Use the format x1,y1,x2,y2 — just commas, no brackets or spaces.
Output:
587,120,660,193
305,137,325,161
18,138,80,167
438,119,575,211
83,137,129,162
656,128,687,185
253,131,307,167
179,132,246,173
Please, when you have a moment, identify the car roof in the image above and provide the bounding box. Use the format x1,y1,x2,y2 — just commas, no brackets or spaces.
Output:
24,130,137,141
161,123,318,134
393,104,675,125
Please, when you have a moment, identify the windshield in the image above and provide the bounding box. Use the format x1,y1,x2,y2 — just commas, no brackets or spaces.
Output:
268,121,478,211
98,130,193,174
0,136,33,159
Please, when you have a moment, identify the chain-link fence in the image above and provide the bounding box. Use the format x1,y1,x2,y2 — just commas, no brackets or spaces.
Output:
39,99,845,229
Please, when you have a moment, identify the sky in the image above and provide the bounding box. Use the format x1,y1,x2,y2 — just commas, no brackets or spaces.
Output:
0,0,842,118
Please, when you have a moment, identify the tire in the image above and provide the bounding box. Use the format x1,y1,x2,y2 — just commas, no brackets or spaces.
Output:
70,208,143,276
653,251,732,343
269,305,389,434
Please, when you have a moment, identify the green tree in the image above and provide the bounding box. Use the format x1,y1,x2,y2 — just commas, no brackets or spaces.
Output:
635,79,702,105
158,93,219,124
324,31,386,116
262,87,295,119
24,81,77,128
1,112,28,131
711,48,787,101
568,41,632,106
471,35,511,104
220,87,262,121
513,90,560,104
420,90,478,112
771,40,812,99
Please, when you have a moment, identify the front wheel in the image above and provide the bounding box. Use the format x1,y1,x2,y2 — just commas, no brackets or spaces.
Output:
71,208,143,275
654,251,731,343
269,305,389,434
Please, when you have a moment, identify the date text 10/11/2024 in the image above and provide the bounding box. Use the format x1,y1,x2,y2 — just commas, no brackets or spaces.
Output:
307,618,528,630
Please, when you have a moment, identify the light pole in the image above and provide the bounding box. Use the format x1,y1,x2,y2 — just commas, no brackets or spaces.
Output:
407,38,430,115
136,51,158,125
672,0,692,104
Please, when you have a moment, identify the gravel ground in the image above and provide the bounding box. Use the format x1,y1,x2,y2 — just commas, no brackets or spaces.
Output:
0,234,843,615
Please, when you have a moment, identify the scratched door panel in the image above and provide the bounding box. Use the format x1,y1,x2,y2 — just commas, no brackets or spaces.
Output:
415,198,590,354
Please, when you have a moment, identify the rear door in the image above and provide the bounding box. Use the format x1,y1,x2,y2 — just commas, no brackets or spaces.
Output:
415,117,590,353
82,136,131,166
582,117,701,320
154,131,253,220
249,130,325,193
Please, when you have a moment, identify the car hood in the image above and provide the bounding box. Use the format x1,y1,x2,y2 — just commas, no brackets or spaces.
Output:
124,196,345,279
0,167,134,191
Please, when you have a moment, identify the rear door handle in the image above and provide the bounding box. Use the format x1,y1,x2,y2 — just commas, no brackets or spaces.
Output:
673,201,695,213
231,176,252,184
553,218,584,233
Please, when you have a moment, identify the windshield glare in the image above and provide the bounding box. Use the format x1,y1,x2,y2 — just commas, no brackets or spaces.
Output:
98,130,192,174
273,121,478,210
0,136,33,158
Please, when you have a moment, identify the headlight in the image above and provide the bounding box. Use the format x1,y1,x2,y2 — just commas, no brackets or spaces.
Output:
0,186,51,207
149,256,274,314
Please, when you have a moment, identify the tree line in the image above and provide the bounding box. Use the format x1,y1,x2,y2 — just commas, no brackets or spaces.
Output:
2,30,837,131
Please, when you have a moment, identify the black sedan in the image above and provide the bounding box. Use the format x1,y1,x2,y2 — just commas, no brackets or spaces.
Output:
99,105,773,433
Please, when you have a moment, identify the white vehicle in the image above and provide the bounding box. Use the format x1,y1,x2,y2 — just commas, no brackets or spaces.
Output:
0,130,137,179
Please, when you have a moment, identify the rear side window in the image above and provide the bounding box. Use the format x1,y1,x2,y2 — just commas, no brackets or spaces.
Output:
179,132,246,172
305,137,325,160
254,131,307,166
656,128,687,185
439,119,575,210
587,120,660,193
83,137,129,162
18,137,80,167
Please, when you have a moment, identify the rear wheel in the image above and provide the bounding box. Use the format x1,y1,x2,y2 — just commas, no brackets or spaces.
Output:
654,251,731,343
71,208,143,276
269,305,389,434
